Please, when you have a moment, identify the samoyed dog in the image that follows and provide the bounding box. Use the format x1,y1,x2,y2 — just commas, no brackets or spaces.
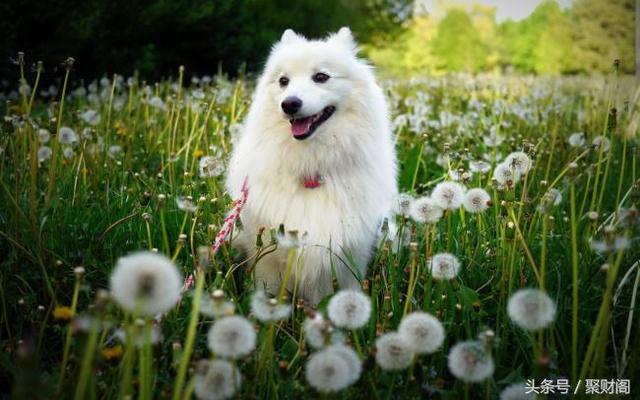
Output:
226,27,397,304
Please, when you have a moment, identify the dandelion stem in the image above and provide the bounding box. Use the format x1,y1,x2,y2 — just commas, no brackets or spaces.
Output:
172,269,206,400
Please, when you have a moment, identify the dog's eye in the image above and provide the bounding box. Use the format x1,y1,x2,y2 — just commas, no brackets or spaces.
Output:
278,76,289,87
312,72,330,83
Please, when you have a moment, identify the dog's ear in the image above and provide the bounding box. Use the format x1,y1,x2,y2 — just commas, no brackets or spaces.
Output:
327,27,358,54
280,29,304,44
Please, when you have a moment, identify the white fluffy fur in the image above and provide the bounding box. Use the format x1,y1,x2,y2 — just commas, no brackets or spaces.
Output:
226,27,397,304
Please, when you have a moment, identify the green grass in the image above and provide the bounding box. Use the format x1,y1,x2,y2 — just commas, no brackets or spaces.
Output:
1,60,639,399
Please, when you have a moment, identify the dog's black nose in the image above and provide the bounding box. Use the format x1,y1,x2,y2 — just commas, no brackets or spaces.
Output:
281,96,302,115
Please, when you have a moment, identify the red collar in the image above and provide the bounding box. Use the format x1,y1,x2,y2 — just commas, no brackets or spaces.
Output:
302,173,324,189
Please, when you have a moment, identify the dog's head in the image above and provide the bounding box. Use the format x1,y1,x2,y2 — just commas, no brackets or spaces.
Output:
256,27,370,141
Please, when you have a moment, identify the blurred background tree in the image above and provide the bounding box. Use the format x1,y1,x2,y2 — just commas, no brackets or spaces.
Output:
0,0,635,81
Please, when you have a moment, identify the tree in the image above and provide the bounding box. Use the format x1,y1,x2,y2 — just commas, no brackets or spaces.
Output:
431,9,488,72
499,0,573,74
572,0,635,74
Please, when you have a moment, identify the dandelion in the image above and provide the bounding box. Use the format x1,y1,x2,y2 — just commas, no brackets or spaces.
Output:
375,332,414,370
325,344,362,385
38,146,52,162
568,132,585,147
115,321,163,347
463,188,491,213
101,345,124,361
409,196,443,223
505,151,532,175
592,135,610,152
428,252,461,280
148,96,167,111
38,128,50,143
250,290,291,322
493,162,521,187
63,147,74,159
305,347,352,393
447,340,494,382
500,383,535,400
394,193,414,216
58,126,78,144
448,169,472,182
110,251,182,316
199,155,225,178
469,159,491,173
207,315,256,358
483,130,504,147
108,145,122,159
176,196,197,212
589,236,630,253
194,359,241,400
431,181,465,210
539,188,562,211
507,288,556,331
200,290,235,318
398,312,445,354
53,306,73,321
327,290,371,329
304,313,345,349
80,109,101,126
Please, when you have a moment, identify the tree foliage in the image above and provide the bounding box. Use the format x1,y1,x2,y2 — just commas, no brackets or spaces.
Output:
367,0,635,75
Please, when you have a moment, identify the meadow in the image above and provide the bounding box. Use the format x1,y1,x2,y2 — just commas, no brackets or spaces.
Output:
1,58,639,399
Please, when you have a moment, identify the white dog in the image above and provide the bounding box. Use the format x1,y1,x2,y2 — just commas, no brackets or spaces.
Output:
226,27,397,304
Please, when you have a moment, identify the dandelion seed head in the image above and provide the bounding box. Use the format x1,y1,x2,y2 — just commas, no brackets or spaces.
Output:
58,126,78,144
304,314,345,349
199,155,224,178
200,293,235,318
505,151,532,175
429,253,461,280
469,160,491,173
176,196,197,212
250,290,291,322
305,347,352,393
80,109,101,126
431,181,465,210
493,162,521,187
592,136,610,152
327,290,371,330
507,289,556,331
375,332,414,371
38,146,52,162
207,315,256,358
394,193,414,216
110,251,182,316
194,359,241,400
409,196,443,223
463,188,491,213
568,132,585,147
38,128,50,143
63,147,74,159
398,312,445,354
447,340,494,382
115,322,162,348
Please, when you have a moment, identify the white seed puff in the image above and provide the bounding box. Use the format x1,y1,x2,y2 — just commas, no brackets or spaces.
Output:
375,332,414,371
327,290,371,330
447,340,495,382
507,288,556,331
194,359,242,400
207,315,257,358
398,312,445,354
109,251,182,316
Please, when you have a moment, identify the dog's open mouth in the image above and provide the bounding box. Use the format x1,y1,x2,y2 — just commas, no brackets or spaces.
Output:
289,106,336,140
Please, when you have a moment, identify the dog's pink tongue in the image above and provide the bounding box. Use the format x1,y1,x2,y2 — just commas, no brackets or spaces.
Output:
291,117,313,137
